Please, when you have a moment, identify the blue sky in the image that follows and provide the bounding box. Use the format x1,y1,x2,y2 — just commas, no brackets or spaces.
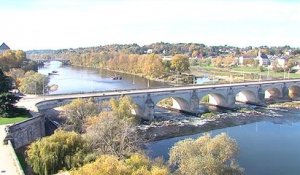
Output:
0,0,299,50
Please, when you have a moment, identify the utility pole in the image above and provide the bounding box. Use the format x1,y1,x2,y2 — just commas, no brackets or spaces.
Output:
259,72,262,82
35,81,37,95
42,79,45,96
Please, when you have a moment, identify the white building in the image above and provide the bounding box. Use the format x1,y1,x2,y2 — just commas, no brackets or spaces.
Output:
256,50,270,66
277,57,287,68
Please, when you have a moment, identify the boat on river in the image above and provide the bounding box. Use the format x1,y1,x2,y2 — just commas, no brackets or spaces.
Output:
48,70,59,75
112,75,122,80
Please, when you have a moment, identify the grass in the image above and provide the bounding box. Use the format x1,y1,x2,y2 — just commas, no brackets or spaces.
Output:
192,65,300,81
0,109,31,125
0,115,30,125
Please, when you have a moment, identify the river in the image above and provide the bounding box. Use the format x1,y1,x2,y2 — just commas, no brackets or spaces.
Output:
39,61,300,175
147,108,300,175
38,61,169,94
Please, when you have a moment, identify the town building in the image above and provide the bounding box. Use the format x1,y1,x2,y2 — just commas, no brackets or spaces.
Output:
256,50,270,66
0,42,10,54
238,55,254,65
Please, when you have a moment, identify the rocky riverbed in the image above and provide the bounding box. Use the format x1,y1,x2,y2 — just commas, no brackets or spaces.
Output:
138,104,299,141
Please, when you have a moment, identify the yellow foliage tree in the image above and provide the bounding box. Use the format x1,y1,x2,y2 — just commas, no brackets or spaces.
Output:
71,154,169,175
169,133,243,175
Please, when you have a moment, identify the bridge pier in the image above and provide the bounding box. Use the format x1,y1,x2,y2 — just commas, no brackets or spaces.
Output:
282,84,290,99
257,87,266,105
143,94,155,121
190,90,200,112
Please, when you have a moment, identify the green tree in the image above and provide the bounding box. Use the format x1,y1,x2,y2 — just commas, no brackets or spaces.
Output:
26,130,91,175
169,133,243,175
63,98,99,133
0,69,20,117
171,54,190,73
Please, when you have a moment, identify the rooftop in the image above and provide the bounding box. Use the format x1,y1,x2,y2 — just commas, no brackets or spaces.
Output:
0,42,10,50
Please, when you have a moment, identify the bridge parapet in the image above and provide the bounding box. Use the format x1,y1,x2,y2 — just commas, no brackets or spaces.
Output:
28,79,300,121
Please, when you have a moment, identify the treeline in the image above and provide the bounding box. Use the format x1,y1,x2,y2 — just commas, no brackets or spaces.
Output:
57,51,189,78
0,50,48,95
0,50,37,72
28,42,300,60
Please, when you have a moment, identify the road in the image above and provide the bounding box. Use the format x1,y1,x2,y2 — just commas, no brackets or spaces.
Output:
0,125,23,175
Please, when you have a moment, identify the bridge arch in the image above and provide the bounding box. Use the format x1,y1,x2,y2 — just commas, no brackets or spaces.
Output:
265,87,282,100
154,96,190,111
200,93,227,107
288,85,300,99
235,90,258,104
131,104,144,117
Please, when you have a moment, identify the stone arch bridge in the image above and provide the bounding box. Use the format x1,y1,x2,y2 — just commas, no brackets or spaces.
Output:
21,79,300,121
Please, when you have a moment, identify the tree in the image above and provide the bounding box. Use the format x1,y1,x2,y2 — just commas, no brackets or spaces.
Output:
6,68,25,88
19,71,49,94
71,153,169,175
171,54,190,73
63,98,99,133
169,133,243,175
26,130,91,175
142,54,164,78
0,50,27,71
0,69,20,117
86,111,142,158
109,96,137,123
212,57,222,67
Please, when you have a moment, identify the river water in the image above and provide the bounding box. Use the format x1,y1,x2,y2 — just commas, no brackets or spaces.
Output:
39,61,300,175
38,61,169,94
147,108,300,175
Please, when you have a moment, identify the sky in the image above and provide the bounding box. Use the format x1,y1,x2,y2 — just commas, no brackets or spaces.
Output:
0,0,299,50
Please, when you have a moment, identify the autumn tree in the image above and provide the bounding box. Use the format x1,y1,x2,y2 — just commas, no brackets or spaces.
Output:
169,133,243,175
110,95,137,123
71,153,169,175
26,130,92,175
6,68,25,87
0,69,20,117
142,54,164,78
86,111,142,158
171,54,190,73
212,57,222,67
63,98,99,133
0,50,27,71
19,71,49,94
223,55,236,67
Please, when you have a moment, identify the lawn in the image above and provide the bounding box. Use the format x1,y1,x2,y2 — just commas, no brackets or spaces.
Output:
0,114,30,125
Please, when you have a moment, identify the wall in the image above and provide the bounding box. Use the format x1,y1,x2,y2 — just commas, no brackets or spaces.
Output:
5,115,45,149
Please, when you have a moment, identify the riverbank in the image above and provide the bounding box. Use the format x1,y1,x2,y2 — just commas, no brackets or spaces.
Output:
138,103,300,141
